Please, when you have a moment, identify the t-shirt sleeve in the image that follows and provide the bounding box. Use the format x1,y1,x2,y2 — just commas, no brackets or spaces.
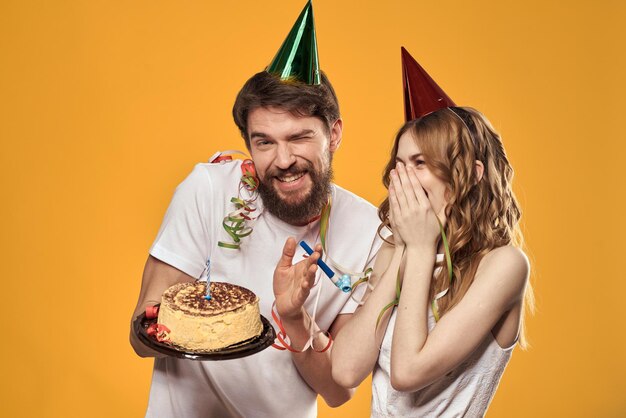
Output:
338,225,391,315
149,164,214,278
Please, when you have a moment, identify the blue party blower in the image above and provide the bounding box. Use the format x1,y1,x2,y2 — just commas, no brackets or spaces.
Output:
299,241,352,293
299,241,334,278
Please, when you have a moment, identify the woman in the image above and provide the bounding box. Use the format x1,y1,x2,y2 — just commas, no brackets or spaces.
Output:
331,49,534,417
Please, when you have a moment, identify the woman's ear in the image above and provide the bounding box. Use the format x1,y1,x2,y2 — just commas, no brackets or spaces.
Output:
475,160,485,183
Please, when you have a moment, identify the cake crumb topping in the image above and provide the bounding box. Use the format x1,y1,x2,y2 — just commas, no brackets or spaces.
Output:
162,282,258,316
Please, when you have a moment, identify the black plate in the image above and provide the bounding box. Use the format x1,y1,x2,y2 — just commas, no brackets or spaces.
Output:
133,306,276,361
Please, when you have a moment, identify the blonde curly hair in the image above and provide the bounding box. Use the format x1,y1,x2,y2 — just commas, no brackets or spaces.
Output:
378,107,534,348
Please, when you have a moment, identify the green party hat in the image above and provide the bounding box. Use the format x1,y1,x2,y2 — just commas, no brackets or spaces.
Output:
266,1,320,85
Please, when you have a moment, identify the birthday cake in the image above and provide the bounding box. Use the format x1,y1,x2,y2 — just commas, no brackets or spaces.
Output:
157,281,263,352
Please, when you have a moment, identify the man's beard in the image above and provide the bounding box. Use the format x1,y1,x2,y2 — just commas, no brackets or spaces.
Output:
257,157,333,225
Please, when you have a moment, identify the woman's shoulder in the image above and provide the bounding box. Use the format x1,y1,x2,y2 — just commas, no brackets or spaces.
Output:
475,245,529,296
483,245,529,268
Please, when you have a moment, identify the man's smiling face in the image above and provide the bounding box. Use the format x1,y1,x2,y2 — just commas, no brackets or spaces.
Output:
247,106,342,225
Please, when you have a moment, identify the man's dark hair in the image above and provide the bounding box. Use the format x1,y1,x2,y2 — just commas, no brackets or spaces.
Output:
232,71,340,147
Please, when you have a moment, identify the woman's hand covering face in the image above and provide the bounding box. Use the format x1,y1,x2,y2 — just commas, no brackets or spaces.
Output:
388,162,445,250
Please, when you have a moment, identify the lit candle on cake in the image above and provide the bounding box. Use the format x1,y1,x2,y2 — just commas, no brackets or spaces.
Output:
204,259,212,300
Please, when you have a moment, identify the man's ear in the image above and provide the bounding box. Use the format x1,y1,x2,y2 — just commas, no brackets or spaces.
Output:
475,160,485,183
329,118,343,153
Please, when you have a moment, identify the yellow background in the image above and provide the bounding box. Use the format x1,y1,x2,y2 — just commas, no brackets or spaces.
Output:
1,0,625,416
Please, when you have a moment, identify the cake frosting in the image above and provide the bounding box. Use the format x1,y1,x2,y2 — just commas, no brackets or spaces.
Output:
157,281,263,352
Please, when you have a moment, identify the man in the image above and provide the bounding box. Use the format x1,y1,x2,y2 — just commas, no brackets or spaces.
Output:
130,3,384,417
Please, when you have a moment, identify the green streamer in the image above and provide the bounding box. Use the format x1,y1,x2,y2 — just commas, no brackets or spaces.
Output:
375,218,453,331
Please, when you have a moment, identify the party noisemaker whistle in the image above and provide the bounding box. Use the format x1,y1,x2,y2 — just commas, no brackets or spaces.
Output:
299,241,351,293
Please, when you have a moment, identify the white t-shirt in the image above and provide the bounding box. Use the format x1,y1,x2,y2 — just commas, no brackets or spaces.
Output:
371,255,515,418
145,160,384,418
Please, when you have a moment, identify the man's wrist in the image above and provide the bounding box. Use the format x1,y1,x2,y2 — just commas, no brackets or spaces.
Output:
280,307,307,325
280,308,312,352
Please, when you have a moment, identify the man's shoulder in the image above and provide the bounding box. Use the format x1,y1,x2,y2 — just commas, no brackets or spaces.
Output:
190,159,244,180
328,185,385,267
332,184,378,214
179,160,244,193
331,184,381,231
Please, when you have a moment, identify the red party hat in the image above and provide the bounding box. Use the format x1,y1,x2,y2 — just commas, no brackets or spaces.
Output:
402,47,456,121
